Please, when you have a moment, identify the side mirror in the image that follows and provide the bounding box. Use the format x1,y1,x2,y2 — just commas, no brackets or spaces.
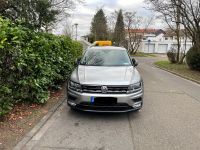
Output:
75,58,81,65
132,58,138,67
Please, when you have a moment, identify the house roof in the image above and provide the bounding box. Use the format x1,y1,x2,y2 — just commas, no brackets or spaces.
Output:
125,29,165,36
164,29,188,37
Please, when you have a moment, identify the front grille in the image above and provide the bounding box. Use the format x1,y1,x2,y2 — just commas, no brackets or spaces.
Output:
82,85,128,94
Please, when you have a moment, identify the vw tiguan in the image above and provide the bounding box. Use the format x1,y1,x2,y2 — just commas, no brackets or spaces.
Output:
67,46,143,112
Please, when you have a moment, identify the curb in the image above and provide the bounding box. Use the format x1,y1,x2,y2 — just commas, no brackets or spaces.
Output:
154,65,200,85
13,97,66,150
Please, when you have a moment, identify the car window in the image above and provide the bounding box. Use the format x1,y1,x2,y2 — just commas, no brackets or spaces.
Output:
80,49,132,66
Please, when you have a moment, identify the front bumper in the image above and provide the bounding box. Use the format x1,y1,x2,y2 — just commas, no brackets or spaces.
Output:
67,89,143,113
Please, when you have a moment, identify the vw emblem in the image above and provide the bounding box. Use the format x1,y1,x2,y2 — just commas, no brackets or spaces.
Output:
101,86,108,94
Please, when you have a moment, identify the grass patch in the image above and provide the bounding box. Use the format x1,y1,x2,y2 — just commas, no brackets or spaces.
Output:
155,61,200,84
131,52,156,57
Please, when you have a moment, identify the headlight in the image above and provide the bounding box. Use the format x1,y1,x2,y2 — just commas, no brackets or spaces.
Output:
68,80,82,92
127,82,142,94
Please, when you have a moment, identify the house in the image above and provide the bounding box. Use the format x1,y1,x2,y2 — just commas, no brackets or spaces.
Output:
163,29,193,52
126,28,193,53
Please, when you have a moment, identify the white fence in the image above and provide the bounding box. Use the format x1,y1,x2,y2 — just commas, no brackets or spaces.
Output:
139,41,193,54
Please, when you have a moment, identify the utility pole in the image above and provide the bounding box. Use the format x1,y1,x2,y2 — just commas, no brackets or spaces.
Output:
74,23,78,41
176,0,181,63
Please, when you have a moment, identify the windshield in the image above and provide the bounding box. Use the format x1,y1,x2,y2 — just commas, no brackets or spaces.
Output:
80,49,132,66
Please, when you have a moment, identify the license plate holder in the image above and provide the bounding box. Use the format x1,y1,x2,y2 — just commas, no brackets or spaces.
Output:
93,97,117,106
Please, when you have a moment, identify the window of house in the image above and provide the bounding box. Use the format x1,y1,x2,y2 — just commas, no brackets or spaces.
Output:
143,37,147,40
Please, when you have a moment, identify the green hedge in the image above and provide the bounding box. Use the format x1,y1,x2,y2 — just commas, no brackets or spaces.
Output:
0,18,82,116
186,46,200,71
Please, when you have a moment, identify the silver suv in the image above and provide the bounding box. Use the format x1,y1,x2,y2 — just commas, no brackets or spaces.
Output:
67,46,143,112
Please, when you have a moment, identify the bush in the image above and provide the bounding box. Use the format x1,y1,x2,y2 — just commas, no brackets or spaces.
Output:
186,46,200,71
167,47,177,63
0,18,82,116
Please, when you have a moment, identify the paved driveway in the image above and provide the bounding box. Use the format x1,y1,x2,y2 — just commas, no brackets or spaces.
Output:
19,57,200,150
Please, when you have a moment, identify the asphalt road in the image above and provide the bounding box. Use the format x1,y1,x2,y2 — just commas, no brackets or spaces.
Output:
20,57,200,150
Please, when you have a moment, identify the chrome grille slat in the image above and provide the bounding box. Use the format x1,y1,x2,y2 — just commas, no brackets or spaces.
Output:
82,85,128,94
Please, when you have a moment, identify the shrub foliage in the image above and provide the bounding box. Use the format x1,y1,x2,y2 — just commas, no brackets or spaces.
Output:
186,46,200,71
167,48,177,63
0,18,82,116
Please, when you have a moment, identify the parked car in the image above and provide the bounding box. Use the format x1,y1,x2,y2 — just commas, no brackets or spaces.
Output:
67,46,144,112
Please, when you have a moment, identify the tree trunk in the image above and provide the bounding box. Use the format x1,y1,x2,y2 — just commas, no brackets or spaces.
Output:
194,33,200,52
178,53,186,64
176,0,181,63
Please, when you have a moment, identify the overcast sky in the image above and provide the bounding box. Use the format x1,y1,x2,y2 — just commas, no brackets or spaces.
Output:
54,0,165,38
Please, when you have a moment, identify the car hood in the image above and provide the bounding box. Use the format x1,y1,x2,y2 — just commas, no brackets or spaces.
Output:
74,65,138,85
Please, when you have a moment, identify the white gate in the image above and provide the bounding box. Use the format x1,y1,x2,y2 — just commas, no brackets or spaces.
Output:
158,44,168,53
145,44,155,53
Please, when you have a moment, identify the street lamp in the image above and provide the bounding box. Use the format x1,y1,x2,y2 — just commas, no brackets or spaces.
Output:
148,39,151,53
74,23,78,41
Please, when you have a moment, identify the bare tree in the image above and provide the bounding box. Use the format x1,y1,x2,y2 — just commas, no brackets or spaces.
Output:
107,11,118,33
46,0,84,31
173,0,200,52
146,0,182,63
147,0,200,61
124,11,154,54
62,20,74,38
107,10,118,40
124,12,141,54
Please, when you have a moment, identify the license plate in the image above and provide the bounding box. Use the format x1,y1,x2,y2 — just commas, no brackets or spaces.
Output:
93,97,117,106
90,96,95,103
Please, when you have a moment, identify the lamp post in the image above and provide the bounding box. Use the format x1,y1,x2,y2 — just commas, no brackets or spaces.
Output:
74,23,78,41
148,39,151,53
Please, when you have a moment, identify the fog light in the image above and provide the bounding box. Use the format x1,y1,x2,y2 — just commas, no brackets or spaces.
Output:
133,102,142,108
68,101,76,106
